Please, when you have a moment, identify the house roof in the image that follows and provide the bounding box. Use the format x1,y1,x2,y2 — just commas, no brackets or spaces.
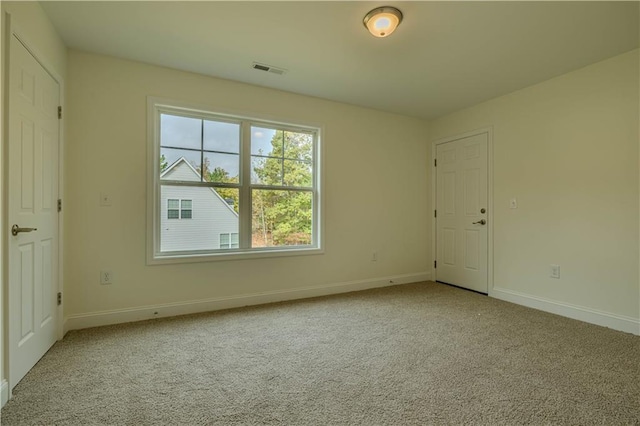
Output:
160,156,204,180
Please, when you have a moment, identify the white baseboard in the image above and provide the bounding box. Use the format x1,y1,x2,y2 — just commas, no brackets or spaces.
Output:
1,379,8,408
491,287,640,335
64,272,431,332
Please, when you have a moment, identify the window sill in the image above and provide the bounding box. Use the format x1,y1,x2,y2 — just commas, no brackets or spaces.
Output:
147,246,324,265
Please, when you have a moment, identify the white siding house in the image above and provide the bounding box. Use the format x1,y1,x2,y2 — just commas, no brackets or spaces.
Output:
160,158,238,252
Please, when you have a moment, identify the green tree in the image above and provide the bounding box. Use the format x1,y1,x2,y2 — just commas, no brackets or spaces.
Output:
160,154,168,173
252,131,313,246
210,166,232,183
196,157,240,213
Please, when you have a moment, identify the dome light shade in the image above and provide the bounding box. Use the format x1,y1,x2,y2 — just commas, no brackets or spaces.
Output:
363,7,403,38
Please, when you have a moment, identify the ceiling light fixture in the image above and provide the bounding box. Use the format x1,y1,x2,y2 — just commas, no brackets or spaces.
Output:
363,6,403,38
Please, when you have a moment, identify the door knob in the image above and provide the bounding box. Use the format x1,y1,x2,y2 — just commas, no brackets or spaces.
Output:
472,219,486,225
11,224,37,236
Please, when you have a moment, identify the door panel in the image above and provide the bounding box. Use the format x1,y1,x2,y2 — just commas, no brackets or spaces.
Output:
443,172,456,214
9,35,60,387
19,243,34,340
41,239,54,326
464,229,480,270
443,228,456,265
436,133,488,293
464,170,479,215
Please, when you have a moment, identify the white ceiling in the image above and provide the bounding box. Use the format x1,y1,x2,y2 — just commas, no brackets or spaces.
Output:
40,1,639,119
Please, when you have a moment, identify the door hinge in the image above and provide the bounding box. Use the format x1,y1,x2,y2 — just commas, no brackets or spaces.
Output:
434,158,437,167
58,106,62,119
434,210,437,218
58,199,62,212
434,260,437,268
57,292,62,306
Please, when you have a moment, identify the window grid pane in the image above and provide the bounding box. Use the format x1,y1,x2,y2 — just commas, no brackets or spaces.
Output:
157,107,318,255
251,189,313,248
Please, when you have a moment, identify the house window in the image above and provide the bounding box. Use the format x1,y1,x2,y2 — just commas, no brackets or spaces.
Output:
167,199,180,219
181,200,192,219
167,199,192,219
220,233,239,249
148,99,322,262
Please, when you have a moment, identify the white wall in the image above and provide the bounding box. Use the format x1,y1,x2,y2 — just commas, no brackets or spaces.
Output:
1,2,4,406
1,2,67,77
64,51,430,325
1,0,67,404
429,49,640,330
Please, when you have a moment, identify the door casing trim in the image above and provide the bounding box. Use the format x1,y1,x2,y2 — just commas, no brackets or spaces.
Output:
431,127,494,296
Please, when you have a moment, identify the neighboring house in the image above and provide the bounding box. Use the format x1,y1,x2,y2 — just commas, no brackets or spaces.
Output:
160,158,238,252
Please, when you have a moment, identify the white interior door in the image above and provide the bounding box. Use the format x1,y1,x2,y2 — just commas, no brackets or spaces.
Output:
435,132,488,293
8,35,60,387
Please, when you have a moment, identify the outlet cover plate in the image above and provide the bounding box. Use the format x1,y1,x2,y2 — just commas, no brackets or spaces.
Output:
100,192,112,206
100,270,113,285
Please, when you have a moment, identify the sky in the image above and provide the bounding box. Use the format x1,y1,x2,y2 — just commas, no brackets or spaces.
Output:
160,113,280,179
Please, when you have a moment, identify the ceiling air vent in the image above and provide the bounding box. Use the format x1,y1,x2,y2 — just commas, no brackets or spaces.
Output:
252,62,287,75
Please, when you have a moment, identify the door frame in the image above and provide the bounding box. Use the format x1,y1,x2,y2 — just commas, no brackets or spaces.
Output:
2,11,66,398
431,127,494,295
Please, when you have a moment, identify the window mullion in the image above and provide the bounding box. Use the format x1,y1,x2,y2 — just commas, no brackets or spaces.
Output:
239,121,252,249
313,132,319,247
200,120,205,180
281,130,285,185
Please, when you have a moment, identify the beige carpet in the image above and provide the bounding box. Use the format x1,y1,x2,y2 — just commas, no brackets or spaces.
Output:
1,282,639,425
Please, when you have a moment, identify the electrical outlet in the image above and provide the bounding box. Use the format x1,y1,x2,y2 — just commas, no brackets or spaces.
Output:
100,192,112,206
550,264,560,279
100,270,113,285
510,198,518,209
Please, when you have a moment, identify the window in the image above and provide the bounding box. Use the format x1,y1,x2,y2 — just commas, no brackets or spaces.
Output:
220,233,239,249
167,199,192,219
149,99,321,262
181,200,192,219
167,199,179,219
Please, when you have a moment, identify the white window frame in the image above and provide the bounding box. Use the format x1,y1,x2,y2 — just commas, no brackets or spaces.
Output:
146,97,324,264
